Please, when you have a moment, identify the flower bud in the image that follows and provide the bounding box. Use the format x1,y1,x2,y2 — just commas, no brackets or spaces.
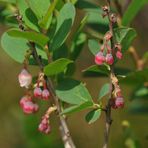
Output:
20,95,31,107
22,101,37,114
20,96,39,114
18,69,32,88
38,116,51,134
106,53,114,65
115,97,124,108
34,87,42,97
42,89,50,100
116,51,122,59
95,51,105,65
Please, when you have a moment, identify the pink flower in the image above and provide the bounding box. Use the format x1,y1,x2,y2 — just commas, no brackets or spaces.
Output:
38,116,51,134
20,96,39,114
106,53,114,65
95,51,105,65
116,51,122,59
20,95,31,107
34,87,42,97
42,89,50,100
115,97,124,108
18,69,32,88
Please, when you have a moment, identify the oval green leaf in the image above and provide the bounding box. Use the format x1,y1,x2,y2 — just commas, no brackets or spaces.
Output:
50,3,76,50
7,29,49,47
114,27,137,52
44,58,73,76
88,39,100,55
56,78,93,105
85,109,101,124
61,101,93,115
98,83,110,100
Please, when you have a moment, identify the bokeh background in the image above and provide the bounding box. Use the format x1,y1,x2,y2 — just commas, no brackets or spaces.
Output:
0,0,148,148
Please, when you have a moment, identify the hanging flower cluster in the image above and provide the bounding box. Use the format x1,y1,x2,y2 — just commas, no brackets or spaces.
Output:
18,62,53,134
95,31,123,66
95,5,123,66
33,73,50,100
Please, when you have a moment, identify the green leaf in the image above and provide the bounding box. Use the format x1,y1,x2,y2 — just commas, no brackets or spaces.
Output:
52,44,68,61
76,0,109,26
71,0,77,4
17,0,40,32
7,29,49,47
25,0,50,20
88,39,100,55
83,65,110,77
76,0,108,33
135,87,148,97
132,86,148,100
1,32,47,64
44,58,73,76
56,78,93,104
98,83,110,100
83,65,131,78
122,0,148,26
85,109,101,124
114,27,137,52
1,32,28,63
50,3,76,50
143,51,148,61
70,33,86,60
39,0,58,30
0,0,16,3
62,101,93,115
70,15,88,60
114,67,131,76
120,69,148,86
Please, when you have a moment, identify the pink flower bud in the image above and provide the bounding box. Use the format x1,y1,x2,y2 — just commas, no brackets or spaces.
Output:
115,97,124,108
95,51,105,65
106,53,114,65
38,117,51,134
20,96,39,114
34,87,42,97
116,51,122,59
18,69,32,88
20,95,31,107
22,101,36,114
42,89,50,100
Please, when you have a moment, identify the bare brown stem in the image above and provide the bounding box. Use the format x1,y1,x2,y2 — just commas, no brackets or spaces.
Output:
30,42,76,148
102,1,116,148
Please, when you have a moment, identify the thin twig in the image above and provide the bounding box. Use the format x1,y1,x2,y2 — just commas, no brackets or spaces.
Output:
103,0,116,148
30,42,76,148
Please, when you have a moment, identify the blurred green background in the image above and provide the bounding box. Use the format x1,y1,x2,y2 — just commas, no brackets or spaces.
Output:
0,1,148,148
